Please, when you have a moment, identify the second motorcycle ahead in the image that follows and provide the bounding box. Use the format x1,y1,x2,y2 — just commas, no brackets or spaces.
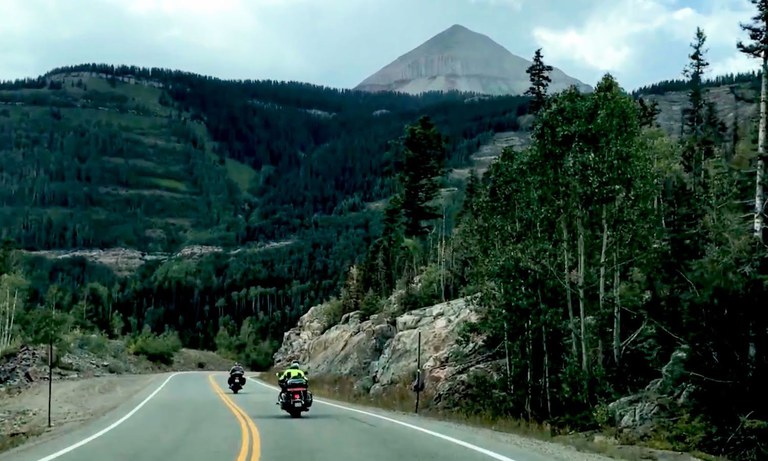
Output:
228,363,246,394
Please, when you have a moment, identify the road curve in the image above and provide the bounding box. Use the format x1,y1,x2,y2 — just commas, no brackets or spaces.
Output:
0,372,571,461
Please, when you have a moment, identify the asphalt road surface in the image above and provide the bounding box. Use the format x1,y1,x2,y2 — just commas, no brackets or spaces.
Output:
0,372,569,461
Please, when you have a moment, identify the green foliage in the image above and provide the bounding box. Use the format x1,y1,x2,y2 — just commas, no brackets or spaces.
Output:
398,116,447,237
444,62,767,460
215,316,279,370
319,298,345,330
632,71,761,96
397,265,443,312
129,328,182,365
359,290,384,319
524,48,553,114
74,333,111,357
0,64,528,373
0,48,766,459
339,265,364,315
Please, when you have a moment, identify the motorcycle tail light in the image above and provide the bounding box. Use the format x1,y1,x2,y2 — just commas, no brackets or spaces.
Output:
294,393,300,399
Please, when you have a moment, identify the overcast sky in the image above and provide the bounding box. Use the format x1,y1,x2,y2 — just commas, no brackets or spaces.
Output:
0,0,761,91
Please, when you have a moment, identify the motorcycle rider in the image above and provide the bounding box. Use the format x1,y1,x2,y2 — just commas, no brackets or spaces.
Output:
228,362,245,387
277,361,307,402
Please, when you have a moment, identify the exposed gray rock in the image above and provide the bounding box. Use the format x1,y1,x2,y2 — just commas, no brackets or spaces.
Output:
355,24,591,96
0,345,44,389
24,240,296,277
608,346,694,441
643,84,758,139
273,296,482,404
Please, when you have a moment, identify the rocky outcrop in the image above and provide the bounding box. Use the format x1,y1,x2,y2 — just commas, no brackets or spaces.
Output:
24,240,296,278
0,345,44,389
355,24,590,96
24,248,166,277
608,347,694,441
273,296,483,401
643,84,758,139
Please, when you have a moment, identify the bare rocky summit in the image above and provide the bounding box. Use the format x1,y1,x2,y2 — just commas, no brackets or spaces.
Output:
355,24,591,96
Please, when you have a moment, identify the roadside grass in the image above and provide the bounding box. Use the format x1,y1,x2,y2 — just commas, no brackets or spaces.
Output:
0,427,45,453
259,369,715,461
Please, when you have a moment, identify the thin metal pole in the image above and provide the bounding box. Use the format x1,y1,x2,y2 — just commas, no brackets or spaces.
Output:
47,306,53,428
415,330,421,414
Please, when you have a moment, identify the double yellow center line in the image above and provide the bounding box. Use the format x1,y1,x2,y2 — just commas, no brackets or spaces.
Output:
208,374,261,461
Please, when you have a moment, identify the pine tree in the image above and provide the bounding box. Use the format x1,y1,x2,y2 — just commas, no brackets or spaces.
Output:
683,27,709,140
637,97,661,128
525,48,554,115
399,116,446,237
681,27,723,197
738,0,768,241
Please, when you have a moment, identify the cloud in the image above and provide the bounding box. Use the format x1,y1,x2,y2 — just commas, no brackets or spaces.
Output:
531,0,758,87
468,0,524,8
711,52,760,75
0,0,761,91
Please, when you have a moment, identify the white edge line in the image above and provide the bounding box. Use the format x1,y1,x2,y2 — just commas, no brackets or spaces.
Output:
34,372,186,461
248,376,517,461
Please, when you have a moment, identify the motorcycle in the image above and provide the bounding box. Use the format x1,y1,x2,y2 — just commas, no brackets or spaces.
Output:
277,376,313,418
228,371,246,394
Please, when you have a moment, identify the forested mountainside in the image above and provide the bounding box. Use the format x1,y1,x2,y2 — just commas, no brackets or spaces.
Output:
1,64,528,247
2,30,767,459
0,64,528,364
632,70,761,96
274,37,768,461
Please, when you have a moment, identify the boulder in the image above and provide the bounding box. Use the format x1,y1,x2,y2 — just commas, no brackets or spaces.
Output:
273,296,482,402
608,346,694,441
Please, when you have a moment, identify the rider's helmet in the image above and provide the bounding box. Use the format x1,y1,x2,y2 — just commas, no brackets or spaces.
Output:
289,361,300,370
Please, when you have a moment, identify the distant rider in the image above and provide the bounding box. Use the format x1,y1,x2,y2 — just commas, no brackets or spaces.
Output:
228,362,245,387
277,361,307,402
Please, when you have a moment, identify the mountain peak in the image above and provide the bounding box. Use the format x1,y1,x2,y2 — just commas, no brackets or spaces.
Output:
354,25,591,96
444,24,472,33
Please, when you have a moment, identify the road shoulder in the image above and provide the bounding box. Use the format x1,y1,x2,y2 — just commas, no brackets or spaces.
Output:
0,373,162,456
248,373,704,461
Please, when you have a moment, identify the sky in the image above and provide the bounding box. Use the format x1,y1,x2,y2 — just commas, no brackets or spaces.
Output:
0,0,761,91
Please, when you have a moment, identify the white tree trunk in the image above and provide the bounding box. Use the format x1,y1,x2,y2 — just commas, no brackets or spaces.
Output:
542,323,552,418
561,220,579,360
755,54,767,240
504,320,512,393
0,289,8,350
613,250,621,367
599,205,608,320
525,318,532,421
577,213,588,373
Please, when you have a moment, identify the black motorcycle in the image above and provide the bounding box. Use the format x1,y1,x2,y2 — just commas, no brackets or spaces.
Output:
228,371,246,394
277,376,313,418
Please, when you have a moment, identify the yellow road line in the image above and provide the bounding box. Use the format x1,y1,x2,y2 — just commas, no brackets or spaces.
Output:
208,374,261,461
208,374,251,461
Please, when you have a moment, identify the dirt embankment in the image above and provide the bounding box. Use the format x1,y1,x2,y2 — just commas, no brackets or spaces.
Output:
0,343,230,452
0,374,156,452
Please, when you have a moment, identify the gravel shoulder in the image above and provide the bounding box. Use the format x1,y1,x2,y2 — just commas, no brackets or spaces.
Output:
0,342,231,454
0,374,157,452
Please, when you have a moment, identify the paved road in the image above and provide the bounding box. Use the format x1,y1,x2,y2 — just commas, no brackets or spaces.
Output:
0,372,565,461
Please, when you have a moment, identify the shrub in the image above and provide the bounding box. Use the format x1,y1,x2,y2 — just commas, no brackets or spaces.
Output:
75,334,110,357
359,291,383,320
130,329,181,365
241,340,279,371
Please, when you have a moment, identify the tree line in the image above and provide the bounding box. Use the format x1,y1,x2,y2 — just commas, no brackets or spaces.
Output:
327,9,768,460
